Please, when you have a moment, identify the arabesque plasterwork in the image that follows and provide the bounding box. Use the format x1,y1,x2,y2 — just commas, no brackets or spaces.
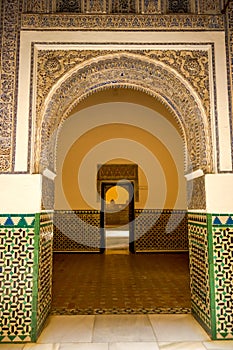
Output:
0,0,229,174
187,176,206,209
21,13,224,31
198,0,220,14
34,50,212,174
37,49,210,118
227,2,233,124
23,0,51,13
0,0,226,174
22,0,222,15
0,0,21,173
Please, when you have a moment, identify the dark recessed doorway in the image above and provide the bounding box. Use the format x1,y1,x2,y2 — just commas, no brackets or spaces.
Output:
100,182,135,254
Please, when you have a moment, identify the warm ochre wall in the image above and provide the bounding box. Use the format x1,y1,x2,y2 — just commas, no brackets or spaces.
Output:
55,89,186,210
106,185,129,204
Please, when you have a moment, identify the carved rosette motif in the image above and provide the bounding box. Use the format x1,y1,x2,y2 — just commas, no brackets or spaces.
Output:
198,0,221,14
143,0,160,14
167,0,189,13
35,52,212,174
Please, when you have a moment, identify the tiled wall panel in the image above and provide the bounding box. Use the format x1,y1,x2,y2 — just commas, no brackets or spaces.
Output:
188,213,212,336
210,214,233,339
53,210,100,252
0,212,53,343
135,210,188,251
53,209,188,252
36,212,53,338
189,212,233,340
0,214,39,342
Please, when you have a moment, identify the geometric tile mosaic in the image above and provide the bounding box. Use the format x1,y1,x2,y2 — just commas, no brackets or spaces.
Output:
212,215,233,225
188,212,233,340
0,215,35,227
188,213,212,337
0,214,39,342
51,307,191,315
210,214,233,339
135,210,188,251
53,210,188,252
0,213,53,343
36,212,53,338
2,211,232,342
53,210,100,252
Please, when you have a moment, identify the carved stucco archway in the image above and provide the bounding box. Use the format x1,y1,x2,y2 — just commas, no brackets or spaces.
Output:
35,52,212,174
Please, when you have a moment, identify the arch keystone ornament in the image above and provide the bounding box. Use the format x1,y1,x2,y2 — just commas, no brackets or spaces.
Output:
35,52,212,175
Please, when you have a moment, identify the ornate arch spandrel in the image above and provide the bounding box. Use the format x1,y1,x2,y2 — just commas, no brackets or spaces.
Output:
35,52,212,174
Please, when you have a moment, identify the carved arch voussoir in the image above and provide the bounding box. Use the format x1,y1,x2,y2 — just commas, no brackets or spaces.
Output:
36,53,212,174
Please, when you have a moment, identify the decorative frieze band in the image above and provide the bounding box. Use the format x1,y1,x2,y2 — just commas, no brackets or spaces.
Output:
21,13,224,31
22,0,222,16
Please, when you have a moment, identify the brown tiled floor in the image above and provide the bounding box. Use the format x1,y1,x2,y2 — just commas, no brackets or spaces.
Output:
51,252,191,314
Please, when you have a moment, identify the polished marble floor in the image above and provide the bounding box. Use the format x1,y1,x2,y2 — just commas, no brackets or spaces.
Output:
1,314,233,350
52,252,191,314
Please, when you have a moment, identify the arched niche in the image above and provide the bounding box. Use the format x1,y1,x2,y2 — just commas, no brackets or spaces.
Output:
35,52,212,175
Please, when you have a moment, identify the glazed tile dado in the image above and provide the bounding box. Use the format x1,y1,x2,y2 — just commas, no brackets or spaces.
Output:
53,209,188,252
0,213,53,343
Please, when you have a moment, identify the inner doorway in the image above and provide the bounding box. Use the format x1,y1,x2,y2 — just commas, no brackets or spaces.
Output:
52,92,191,316
100,182,135,254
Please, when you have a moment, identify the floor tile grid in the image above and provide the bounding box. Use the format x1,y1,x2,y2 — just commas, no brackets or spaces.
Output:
52,253,191,314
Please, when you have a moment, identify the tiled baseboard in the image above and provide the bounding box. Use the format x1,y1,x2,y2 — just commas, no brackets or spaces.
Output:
50,307,191,315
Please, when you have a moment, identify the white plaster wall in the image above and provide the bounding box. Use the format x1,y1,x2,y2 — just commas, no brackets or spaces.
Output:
0,175,42,214
205,174,233,213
